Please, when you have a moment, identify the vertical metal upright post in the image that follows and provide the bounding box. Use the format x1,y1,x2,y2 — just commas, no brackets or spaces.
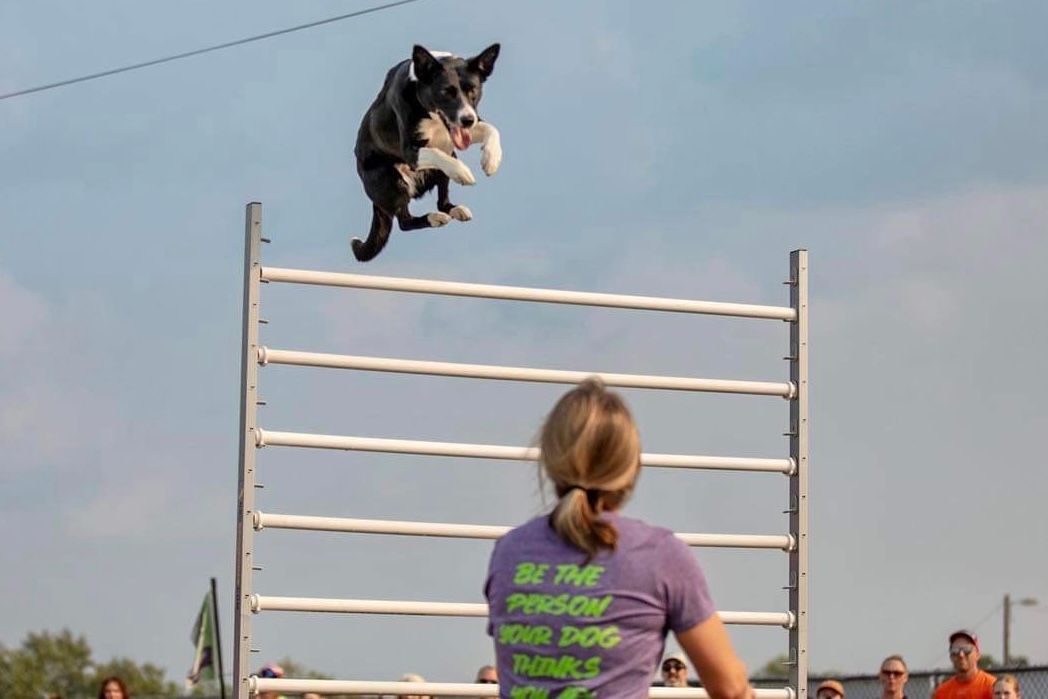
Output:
788,249,809,699
233,202,263,699
1003,594,1011,666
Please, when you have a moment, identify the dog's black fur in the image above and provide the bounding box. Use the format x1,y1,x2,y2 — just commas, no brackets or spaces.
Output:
352,44,501,262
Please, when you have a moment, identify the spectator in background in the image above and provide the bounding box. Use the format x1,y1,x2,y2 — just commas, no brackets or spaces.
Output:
98,676,129,699
933,630,995,699
302,694,322,699
475,665,498,684
992,676,1021,699
399,672,430,699
816,679,845,699
661,652,692,688
879,655,909,699
257,662,286,699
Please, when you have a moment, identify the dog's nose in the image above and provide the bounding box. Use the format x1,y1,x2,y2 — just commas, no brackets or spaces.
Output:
459,114,476,128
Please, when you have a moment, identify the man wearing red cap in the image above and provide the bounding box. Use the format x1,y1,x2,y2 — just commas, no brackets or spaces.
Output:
933,630,995,699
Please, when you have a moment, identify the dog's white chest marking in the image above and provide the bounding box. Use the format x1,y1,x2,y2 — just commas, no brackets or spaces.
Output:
417,113,454,153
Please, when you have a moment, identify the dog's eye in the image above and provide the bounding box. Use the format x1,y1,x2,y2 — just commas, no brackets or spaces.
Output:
444,86,459,98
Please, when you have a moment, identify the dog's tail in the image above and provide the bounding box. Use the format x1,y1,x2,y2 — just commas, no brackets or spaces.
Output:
352,205,394,262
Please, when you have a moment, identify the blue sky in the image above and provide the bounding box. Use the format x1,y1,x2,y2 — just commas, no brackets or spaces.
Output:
2,0,1047,688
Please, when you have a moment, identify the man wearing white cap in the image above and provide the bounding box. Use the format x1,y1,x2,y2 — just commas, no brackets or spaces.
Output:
661,651,691,688
399,672,431,699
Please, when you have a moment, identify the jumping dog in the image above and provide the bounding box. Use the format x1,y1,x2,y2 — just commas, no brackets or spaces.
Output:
352,43,502,261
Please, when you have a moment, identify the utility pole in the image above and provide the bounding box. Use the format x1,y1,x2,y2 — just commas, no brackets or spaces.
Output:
1003,594,1039,666
1004,594,1011,666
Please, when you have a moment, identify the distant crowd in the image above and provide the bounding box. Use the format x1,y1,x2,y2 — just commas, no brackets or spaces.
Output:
656,629,1022,699
76,630,1025,699
244,628,1022,699
84,627,1024,699
803,630,1023,699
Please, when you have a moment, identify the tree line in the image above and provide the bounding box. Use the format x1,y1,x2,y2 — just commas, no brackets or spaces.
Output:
0,629,341,699
0,629,179,699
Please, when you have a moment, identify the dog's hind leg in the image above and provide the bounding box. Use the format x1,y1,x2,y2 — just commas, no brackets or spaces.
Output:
351,204,395,262
436,176,472,222
396,204,451,230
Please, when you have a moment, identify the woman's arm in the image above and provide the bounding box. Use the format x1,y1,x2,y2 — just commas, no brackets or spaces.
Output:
675,614,754,699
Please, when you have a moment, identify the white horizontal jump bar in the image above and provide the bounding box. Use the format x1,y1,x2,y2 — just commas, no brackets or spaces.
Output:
259,347,795,398
255,429,794,474
260,266,797,321
250,595,794,627
251,677,794,699
254,512,796,551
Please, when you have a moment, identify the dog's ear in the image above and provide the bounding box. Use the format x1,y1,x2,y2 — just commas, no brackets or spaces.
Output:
468,43,500,81
412,45,442,83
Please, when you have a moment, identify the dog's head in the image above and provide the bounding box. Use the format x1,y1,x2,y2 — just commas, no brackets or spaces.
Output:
410,43,500,150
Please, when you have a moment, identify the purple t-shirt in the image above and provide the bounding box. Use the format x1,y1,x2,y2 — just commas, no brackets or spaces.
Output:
484,512,715,699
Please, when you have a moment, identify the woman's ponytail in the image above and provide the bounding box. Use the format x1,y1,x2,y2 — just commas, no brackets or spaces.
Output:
539,379,640,557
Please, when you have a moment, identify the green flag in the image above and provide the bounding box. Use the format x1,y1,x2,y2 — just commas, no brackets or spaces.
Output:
186,587,219,689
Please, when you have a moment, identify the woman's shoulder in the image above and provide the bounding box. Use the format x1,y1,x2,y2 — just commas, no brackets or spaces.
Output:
492,513,683,562
493,514,555,550
505,514,551,537
613,513,680,548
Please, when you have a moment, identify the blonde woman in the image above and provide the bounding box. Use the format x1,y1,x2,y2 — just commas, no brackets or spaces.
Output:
485,379,753,698
993,675,1020,699
879,655,909,699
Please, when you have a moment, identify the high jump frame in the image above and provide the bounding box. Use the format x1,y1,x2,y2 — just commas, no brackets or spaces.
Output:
233,202,809,699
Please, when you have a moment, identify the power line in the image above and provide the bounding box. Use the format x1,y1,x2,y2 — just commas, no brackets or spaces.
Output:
0,0,425,102
920,600,1004,669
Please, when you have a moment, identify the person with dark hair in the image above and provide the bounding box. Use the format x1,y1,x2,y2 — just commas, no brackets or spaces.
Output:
98,676,129,699
485,379,753,699
933,630,995,699
879,655,909,699
257,662,286,699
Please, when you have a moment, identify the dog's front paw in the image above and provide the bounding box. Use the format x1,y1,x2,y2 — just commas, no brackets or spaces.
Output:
427,212,453,227
481,140,502,176
448,205,473,222
449,161,477,186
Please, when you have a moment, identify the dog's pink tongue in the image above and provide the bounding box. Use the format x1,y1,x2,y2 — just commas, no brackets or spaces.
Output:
451,126,472,151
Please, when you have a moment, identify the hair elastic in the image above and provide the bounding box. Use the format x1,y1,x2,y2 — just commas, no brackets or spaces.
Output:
563,484,604,509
